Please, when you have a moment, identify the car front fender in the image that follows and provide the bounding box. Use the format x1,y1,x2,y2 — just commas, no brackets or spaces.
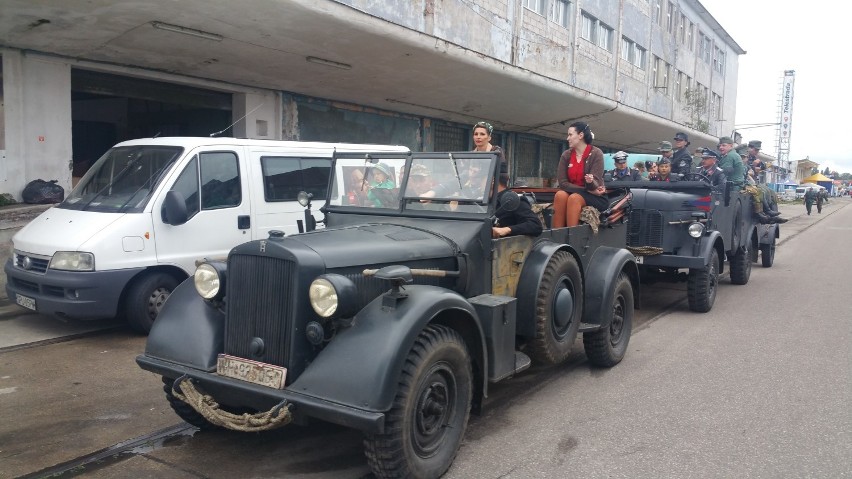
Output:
583,247,639,326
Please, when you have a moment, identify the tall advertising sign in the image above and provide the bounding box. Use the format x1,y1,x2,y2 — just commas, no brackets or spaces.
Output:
779,71,795,143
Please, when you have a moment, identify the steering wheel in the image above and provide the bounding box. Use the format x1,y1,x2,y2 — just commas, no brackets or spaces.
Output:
683,172,712,183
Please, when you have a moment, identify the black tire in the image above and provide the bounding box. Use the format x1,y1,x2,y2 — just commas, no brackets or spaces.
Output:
364,325,472,479
124,272,179,334
528,251,583,365
583,273,633,367
761,241,775,268
687,248,719,313
162,377,219,430
729,243,751,285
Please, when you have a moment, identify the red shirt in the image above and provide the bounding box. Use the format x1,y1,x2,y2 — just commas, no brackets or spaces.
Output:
567,145,592,187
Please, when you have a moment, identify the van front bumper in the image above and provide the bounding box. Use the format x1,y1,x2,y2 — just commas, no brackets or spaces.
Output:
4,259,143,319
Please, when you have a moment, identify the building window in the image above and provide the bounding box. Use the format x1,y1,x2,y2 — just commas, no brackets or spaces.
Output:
654,0,662,26
580,12,612,51
703,36,713,63
687,22,694,51
550,0,571,28
678,14,686,43
715,50,726,75
621,37,647,69
683,75,692,101
581,12,595,41
711,92,723,119
598,23,613,51
653,56,670,92
666,2,675,33
523,0,546,16
674,70,682,99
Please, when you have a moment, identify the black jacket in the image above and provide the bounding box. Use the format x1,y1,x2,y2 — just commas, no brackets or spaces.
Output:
608,167,643,182
495,189,543,237
671,148,693,175
697,165,726,188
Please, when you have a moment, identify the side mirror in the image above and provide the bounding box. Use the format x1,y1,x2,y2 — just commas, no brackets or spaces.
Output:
162,190,189,225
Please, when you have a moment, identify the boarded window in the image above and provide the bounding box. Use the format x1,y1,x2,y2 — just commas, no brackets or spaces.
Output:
434,123,469,151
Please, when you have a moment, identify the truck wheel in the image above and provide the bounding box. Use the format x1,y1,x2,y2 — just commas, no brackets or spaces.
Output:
364,325,472,479
583,273,633,367
761,241,775,268
162,377,218,430
729,243,751,285
124,272,179,334
529,251,583,365
687,249,719,313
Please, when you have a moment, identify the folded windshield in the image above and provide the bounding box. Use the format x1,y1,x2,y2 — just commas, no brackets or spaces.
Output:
328,154,497,213
61,146,183,212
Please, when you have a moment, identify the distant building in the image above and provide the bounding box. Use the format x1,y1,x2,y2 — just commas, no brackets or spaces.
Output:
1,0,744,197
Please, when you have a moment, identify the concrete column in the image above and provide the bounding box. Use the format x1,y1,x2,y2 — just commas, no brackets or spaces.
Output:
231,90,282,139
1,50,72,201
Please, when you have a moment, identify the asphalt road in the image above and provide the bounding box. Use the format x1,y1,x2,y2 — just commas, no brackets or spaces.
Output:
1,198,849,478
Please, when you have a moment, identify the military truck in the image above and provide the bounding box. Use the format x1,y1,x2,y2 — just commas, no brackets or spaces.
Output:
617,176,756,312
137,151,638,479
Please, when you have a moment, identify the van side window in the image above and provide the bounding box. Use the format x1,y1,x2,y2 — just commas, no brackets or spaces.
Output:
170,151,241,219
200,152,241,209
261,157,331,201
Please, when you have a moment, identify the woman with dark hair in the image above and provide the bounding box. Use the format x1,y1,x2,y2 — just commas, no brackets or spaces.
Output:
551,121,608,228
472,121,506,163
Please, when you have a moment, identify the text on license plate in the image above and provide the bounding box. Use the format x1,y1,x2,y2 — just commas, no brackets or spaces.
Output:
216,354,287,389
634,255,644,264
15,293,36,311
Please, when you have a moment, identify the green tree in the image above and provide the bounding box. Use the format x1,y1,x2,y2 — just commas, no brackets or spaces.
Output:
823,167,831,176
682,89,709,134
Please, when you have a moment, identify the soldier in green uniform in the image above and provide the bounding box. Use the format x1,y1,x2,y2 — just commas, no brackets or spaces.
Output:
717,136,746,188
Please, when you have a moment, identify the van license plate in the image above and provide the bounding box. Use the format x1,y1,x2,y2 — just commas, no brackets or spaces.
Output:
216,354,286,389
15,293,36,311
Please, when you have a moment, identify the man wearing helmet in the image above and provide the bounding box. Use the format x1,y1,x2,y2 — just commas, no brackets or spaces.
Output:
671,132,693,176
607,151,642,181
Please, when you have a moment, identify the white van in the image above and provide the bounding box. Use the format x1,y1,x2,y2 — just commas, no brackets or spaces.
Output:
5,137,409,332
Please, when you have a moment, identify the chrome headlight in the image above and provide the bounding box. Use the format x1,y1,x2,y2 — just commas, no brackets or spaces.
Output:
309,274,358,319
49,252,95,271
194,262,227,300
688,222,705,238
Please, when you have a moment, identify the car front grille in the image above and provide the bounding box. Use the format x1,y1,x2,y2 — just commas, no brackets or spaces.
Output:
13,252,50,274
627,210,664,248
224,254,296,367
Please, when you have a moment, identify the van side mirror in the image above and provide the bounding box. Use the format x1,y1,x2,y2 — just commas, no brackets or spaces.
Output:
162,190,189,225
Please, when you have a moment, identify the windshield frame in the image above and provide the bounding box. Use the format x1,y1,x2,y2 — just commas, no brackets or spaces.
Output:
59,145,184,213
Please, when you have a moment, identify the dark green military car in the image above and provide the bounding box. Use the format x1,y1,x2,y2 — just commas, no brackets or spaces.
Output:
137,151,638,479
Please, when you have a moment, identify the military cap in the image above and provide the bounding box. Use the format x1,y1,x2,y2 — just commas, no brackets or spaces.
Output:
701,148,720,159
748,140,762,149
613,151,629,163
658,141,673,152
718,136,734,145
673,132,689,142
735,144,749,156
657,157,672,165
409,164,431,176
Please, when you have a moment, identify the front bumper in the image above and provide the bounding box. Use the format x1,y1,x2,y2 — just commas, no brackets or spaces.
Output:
4,258,143,319
136,354,386,434
637,252,706,269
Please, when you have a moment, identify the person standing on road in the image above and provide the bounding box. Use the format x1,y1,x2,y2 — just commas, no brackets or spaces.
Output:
804,187,816,215
816,188,825,214
717,136,746,188
671,132,693,176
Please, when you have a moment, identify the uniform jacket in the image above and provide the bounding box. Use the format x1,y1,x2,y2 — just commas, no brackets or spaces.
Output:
495,189,543,237
671,147,693,175
608,166,643,182
697,165,727,188
718,150,745,186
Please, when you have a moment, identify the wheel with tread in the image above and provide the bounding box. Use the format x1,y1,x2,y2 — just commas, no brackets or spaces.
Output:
729,243,751,285
760,241,775,267
162,377,219,430
363,325,472,479
583,273,633,367
687,249,719,313
528,250,583,365
124,272,179,333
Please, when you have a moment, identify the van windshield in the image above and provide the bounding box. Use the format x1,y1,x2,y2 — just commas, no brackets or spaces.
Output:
60,146,183,212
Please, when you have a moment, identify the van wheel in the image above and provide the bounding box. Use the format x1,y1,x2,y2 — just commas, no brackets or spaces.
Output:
125,273,179,333
583,273,633,367
687,249,719,313
529,251,583,365
363,325,471,479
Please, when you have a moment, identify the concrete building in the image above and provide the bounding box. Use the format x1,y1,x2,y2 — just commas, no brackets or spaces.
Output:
1,0,745,198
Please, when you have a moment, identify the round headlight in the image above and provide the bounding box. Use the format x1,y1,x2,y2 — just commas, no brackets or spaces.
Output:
688,222,705,238
194,263,223,300
297,191,313,207
309,278,338,317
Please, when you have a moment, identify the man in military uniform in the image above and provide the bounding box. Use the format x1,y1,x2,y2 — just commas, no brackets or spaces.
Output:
696,148,726,188
747,140,765,181
717,136,746,188
671,132,693,176
607,151,643,181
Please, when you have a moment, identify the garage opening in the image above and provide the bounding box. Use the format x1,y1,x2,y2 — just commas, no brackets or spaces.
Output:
71,69,233,184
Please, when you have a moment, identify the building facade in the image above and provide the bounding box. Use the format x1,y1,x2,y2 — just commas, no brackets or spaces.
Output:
0,0,744,198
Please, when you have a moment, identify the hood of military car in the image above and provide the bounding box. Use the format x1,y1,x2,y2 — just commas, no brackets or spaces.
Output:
630,188,714,212
291,223,462,269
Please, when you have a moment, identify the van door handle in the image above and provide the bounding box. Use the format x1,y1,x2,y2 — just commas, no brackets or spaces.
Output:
238,215,250,229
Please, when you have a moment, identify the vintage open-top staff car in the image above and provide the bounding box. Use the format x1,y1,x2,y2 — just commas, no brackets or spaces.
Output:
137,151,638,478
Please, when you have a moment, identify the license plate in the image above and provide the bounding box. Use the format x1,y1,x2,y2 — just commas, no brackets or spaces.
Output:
635,256,644,265
15,293,36,311
216,354,287,389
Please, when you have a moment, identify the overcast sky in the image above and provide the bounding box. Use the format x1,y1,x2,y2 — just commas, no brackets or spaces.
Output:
701,0,852,174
